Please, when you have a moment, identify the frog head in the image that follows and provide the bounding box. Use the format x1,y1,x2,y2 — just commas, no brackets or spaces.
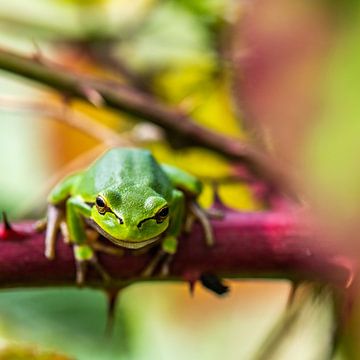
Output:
89,185,170,249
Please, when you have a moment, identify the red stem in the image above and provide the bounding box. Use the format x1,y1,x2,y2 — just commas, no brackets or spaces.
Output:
0,211,354,290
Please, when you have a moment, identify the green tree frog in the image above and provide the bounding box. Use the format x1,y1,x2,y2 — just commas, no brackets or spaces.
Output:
44,148,214,284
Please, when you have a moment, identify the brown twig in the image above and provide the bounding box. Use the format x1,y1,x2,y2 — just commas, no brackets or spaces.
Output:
0,47,294,198
74,41,152,93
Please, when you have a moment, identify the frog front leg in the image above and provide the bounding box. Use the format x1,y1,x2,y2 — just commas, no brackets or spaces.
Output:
44,173,82,259
161,164,215,246
66,196,111,285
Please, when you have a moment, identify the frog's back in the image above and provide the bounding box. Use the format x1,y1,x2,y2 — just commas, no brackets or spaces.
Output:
75,148,171,198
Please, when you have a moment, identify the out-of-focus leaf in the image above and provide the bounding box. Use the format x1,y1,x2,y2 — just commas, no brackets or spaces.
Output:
147,144,260,210
0,289,132,360
0,342,72,360
154,63,244,136
302,8,360,260
233,0,332,164
254,284,336,360
55,0,106,5
118,1,214,70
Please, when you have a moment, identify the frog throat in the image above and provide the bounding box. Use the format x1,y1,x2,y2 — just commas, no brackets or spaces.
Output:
85,218,162,249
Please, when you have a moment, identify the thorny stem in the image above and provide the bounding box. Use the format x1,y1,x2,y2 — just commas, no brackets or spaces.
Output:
0,211,355,290
0,47,294,198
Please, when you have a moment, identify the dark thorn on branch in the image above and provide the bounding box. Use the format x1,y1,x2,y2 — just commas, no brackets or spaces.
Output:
0,212,29,241
200,273,230,295
2,211,12,232
286,281,300,308
211,182,223,208
188,280,196,297
105,288,121,336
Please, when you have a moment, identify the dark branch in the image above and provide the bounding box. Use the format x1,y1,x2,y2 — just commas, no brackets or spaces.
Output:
0,47,294,198
0,211,354,290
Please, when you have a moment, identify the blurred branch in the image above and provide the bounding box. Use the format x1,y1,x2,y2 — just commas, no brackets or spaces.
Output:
0,211,354,290
0,47,294,198
73,40,152,92
0,96,134,146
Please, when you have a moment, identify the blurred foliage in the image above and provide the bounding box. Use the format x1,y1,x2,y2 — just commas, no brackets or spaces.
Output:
0,283,290,360
305,9,360,225
0,345,71,360
0,0,358,359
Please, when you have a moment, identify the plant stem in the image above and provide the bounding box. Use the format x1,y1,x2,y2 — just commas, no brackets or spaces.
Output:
0,211,353,290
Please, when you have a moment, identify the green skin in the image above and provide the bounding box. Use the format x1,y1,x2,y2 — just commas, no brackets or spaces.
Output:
47,148,202,263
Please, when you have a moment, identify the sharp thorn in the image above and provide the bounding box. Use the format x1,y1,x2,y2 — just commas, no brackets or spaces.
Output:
31,39,44,63
81,86,104,108
2,211,13,231
210,181,227,210
188,280,196,297
200,273,229,296
105,288,121,336
287,281,300,308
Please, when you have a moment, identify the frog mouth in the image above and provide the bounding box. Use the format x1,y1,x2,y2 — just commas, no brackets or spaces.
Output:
108,236,161,249
86,218,162,249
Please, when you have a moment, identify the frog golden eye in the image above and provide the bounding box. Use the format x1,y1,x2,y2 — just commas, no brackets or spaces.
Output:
95,195,107,214
155,206,169,223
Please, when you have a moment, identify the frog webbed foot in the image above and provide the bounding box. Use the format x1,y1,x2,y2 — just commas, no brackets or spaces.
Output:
73,244,113,286
141,235,177,277
141,250,174,278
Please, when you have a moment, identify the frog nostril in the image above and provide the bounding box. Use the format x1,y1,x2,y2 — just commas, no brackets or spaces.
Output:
118,217,124,225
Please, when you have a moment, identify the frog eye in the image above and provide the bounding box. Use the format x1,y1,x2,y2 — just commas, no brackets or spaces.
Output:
155,206,169,223
95,195,107,214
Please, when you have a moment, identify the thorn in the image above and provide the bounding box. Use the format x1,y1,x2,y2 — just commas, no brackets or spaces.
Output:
211,182,222,207
31,39,44,63
188,280,196,297
183,271,200,297
200,273,229,296
0,212,27,241
343,263,355,290
105,288,121,336
210,182,229,211
331,256,356,290
2,211,12,231
287,281,299,308
80,86,104,108
1,211,15,240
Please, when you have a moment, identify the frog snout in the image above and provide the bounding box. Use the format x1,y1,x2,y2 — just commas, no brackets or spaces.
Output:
136,218,153,230
112,213,123,224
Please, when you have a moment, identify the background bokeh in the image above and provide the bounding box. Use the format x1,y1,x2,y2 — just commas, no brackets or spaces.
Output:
0,0,359,359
